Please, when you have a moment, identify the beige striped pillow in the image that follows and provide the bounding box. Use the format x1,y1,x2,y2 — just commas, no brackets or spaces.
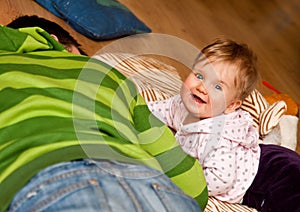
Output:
94,53,182,102
241,90,287,138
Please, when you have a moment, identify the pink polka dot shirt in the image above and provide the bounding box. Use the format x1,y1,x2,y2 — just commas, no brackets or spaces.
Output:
148,95,260,203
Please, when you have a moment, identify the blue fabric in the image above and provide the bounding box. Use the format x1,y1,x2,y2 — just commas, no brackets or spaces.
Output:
34,0,151,40
8,160,201,212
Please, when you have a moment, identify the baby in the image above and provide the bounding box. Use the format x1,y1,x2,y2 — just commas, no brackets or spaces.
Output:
148,38,300,211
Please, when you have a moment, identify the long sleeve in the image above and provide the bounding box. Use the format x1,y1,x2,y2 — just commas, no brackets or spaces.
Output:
147,95,183,130
202,141,237,196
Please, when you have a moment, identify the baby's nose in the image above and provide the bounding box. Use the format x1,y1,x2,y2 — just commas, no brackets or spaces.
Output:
196,81,208,94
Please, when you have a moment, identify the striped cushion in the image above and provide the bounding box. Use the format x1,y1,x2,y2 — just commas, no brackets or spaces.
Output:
241,89,269,128
241,90,287,137
259,101,287,136
205,197,258,212
94,53,182,102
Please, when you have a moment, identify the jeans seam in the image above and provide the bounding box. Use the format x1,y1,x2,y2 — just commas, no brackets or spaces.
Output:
117,176,143,212
31,179,100,212
151,183,169,212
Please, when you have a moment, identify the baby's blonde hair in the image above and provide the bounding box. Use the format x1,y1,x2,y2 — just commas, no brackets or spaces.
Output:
194,38,259,100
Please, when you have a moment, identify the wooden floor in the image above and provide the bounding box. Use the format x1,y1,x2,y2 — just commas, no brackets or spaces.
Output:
1,0,299,150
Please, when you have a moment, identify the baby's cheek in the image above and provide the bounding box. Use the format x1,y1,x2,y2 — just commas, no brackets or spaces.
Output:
184,73,199,87
210,98,226,115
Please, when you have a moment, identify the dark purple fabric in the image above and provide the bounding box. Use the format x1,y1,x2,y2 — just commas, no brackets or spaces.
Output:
243,144,300,212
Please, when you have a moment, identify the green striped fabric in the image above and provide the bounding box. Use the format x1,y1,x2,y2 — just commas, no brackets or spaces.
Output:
0,25,208,211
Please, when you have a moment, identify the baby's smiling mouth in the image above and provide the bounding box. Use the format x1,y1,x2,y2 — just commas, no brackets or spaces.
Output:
192,94,206,104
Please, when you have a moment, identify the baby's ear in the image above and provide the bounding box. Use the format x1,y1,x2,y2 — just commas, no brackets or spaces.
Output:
224,99,242,114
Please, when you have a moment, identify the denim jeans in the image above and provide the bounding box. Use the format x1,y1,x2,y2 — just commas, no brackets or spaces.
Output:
8,160,201,212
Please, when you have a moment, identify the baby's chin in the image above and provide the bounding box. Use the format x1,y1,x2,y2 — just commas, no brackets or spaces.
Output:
188,108,212,120
184,112,212,124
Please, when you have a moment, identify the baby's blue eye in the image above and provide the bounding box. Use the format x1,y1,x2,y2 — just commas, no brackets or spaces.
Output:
215,84,222,90
195,73,203,80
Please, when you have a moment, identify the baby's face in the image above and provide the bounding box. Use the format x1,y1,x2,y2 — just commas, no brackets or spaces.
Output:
180,60,241,120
